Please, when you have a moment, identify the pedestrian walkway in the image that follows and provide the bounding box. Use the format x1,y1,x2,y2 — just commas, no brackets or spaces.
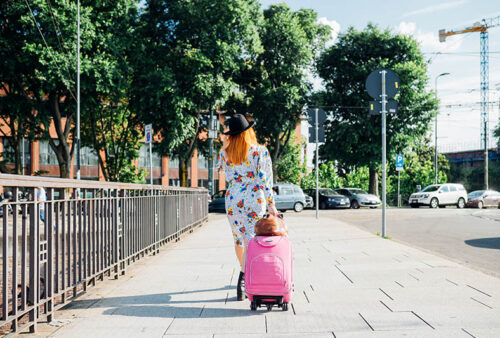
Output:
34,212,500,337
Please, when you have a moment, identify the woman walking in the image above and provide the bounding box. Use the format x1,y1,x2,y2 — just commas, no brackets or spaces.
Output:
216,114,278,301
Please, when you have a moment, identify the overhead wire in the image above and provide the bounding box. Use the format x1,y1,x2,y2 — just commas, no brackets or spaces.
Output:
46,0,69,55
23,0,76,100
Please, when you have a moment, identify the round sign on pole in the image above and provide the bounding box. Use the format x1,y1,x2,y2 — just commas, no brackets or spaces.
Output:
365,68,400,100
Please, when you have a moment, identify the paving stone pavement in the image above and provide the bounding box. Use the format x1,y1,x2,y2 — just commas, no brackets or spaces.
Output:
31,212,500,338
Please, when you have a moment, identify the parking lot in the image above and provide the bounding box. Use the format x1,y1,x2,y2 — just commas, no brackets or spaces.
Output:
297,207,500,277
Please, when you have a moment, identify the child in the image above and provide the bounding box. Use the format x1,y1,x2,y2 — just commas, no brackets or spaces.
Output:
254,214,288,237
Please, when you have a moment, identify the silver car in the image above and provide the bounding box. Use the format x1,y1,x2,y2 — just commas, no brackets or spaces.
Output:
334,188,381,209
273,183,307,212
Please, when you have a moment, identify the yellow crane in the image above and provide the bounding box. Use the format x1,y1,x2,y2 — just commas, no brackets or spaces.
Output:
439,16,500,190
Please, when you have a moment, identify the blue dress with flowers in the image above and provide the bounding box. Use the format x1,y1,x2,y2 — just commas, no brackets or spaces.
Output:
216,144,275,247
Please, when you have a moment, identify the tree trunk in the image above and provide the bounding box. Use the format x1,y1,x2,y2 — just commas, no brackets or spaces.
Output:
179,160,188,187
369,167,378,196
14,137,22,175
271,137,280,175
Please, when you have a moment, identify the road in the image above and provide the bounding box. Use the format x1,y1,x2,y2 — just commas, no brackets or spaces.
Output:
306,207,500,277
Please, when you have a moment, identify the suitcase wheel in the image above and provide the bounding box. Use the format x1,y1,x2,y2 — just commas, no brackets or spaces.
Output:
282,302,288,311
266,304,273,311
250,301,257,311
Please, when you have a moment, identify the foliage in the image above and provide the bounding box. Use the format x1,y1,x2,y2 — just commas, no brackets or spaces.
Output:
387,146,449,205
274,135,307,184
301,162,343,190
316,24,438,194
135,0,263,186
226,3,331,169
300,140,450,206
0,0,81,177
79,0,145,183
495,124,500,148
449,160,500,192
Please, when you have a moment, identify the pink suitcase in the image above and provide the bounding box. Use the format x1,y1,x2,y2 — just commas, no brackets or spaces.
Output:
244,236,293,311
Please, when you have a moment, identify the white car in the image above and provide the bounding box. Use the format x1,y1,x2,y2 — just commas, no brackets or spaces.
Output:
409,184,467,209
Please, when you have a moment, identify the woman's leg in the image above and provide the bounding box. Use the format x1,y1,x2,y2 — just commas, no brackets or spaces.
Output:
235,245,244,270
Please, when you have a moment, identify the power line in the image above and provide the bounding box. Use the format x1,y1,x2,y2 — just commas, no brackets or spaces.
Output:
46,0,69,55
24,0,76,101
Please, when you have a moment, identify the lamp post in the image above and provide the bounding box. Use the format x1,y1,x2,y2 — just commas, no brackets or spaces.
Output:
434,72,450,185
76,0,81,184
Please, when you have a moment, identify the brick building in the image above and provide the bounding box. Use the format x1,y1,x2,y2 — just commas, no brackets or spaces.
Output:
0,118,304,193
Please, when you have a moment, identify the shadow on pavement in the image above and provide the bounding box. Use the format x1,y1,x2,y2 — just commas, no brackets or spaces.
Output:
62,285,259,318
465,237,500,250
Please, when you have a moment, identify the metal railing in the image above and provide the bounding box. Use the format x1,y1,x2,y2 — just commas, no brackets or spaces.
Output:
0,174,208,334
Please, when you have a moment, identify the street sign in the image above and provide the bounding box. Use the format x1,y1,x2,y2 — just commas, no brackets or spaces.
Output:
366,68,400,100
307,108,327,125
396,154,404,171
308,126,325,143
144,124,153,144
369,100,398,115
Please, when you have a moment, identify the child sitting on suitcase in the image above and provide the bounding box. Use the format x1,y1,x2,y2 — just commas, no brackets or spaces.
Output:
254,214,288,237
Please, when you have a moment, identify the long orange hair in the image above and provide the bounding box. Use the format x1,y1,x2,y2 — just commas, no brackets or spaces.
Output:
225,128,258,165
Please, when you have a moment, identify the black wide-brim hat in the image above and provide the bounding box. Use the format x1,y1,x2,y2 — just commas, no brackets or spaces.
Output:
223,114,255,136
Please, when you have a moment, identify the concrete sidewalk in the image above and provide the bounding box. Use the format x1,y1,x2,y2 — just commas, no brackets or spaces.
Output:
33,212,500,337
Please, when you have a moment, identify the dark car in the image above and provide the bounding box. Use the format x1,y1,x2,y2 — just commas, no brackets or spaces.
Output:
208,190,226,213
334,188,381,209
304,188,350,209
466,190,500,209
304,194,314,209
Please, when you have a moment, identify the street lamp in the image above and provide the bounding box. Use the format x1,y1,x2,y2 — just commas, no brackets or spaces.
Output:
434,72,450,185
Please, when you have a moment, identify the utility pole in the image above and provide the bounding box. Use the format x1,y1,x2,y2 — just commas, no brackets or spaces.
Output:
315,108,319,220
208,110,214,196
434,72,450,185
381,70,387,238
76,0,81,184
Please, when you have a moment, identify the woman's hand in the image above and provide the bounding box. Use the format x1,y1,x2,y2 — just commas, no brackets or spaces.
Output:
268,204,278,217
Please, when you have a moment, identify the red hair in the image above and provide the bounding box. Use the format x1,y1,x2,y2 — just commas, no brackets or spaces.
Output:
225,128,258,165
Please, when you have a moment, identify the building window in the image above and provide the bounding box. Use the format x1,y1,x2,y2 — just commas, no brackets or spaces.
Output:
39,140,58,165
139,143,161,168
2,137,30,164
73,146,98,166
169,156,179,169
198,153,208,169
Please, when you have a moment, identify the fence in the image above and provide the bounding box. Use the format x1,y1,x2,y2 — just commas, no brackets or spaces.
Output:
0,174,208,334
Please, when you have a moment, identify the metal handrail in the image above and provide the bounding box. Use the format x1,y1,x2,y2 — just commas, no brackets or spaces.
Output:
0,174,208,334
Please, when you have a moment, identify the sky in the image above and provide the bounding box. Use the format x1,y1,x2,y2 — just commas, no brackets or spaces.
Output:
260,0,500,155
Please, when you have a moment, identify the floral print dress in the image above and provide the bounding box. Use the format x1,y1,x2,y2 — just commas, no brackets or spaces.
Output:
216,144,275,247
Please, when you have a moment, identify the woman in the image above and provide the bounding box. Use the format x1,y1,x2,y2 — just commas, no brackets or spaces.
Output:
216,114,278,301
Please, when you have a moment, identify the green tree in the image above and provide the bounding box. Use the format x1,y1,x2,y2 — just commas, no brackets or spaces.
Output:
0,1,39,174
135,0,262,186
274,135,306,184
301,162,343,190
227,4,331,171
388,141,449,205
494,124,500,148
0,1,76,176
316,24,437,195
80,0,145,182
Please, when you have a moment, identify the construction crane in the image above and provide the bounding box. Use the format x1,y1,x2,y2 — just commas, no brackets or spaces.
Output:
439,16,500,190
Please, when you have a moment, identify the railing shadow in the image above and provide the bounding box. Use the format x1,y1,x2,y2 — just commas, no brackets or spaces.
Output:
62,286,258,318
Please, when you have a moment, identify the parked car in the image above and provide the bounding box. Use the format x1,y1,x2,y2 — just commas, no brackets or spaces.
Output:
466,190,500,209
409,183,467,209
208,190,226,213
334,188,381,209
304,194,314,209
304,188,351,209
273,183,306,212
